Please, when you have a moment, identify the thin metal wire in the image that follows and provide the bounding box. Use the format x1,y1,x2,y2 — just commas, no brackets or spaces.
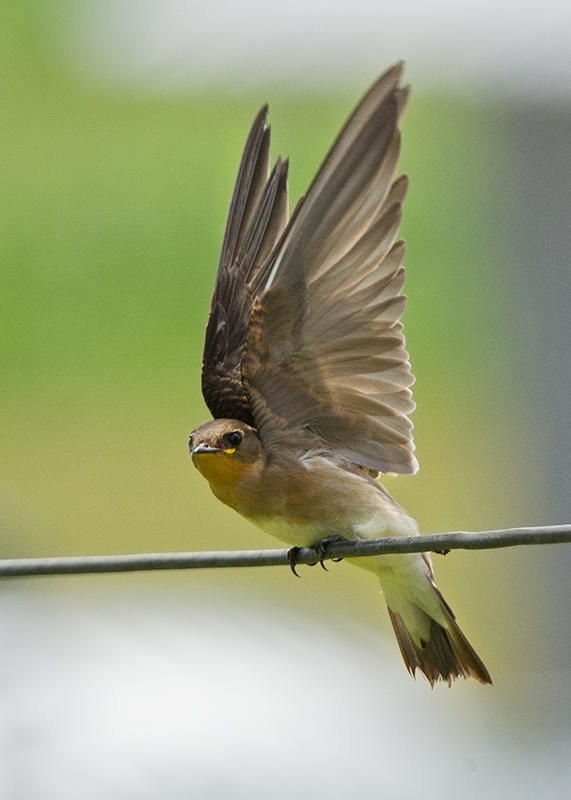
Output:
1,524,570,578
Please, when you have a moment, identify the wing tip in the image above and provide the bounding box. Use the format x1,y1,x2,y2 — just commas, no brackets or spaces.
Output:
369,61,408,103
256,103,269,123
383,60,405,84
249,104,270,145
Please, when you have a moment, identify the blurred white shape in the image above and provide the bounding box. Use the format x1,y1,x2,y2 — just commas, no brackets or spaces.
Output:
63,0,571,98
0,584,569,799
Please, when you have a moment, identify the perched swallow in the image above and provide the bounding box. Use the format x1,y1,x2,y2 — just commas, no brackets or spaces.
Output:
190,63,491,686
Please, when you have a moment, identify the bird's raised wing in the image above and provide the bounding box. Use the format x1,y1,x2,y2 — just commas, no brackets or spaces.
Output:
243,63,418,474
201,107,289,425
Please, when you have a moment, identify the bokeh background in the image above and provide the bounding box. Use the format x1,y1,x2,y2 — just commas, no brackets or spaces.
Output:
1,1,570,797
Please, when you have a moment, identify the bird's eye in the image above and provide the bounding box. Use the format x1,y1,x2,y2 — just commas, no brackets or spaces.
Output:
228,431,243,447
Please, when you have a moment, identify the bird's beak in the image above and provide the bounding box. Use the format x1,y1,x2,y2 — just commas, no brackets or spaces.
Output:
192,443,223,458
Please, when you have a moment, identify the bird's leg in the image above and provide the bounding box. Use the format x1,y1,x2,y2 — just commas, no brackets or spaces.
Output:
311,535,352,570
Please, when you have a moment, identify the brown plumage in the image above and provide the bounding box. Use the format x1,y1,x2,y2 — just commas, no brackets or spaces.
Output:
191,63,491,687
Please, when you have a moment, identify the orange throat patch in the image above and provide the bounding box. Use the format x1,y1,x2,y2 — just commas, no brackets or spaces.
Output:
192,451,252,491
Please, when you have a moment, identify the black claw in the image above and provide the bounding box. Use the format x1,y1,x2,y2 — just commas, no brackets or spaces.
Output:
287,547,303,577
311,535,351,569
434,549,450,556
312,542,329,570
312,543,328,570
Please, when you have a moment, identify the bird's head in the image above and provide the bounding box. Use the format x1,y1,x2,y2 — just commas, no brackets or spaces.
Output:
189,419,262,487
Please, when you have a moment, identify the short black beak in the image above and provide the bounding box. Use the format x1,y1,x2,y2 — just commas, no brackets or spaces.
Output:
192,443,223,456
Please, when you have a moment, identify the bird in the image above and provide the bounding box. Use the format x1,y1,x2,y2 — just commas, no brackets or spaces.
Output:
189,62,492,687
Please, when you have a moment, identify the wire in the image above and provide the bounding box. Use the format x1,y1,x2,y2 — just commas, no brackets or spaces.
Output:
1,524,570,578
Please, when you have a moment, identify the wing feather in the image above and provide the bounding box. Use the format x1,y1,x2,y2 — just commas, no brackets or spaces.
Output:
243,64,418,473
217,106,270,275
201,112,289,423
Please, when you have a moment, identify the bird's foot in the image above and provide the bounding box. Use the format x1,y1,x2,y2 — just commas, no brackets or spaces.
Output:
434,549,450,556
311,535,351,570
287,536,351,576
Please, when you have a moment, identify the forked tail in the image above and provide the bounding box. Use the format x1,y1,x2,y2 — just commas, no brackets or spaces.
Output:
381,567,492,686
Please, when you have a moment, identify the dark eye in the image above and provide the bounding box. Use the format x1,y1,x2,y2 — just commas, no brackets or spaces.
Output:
228,430,243,447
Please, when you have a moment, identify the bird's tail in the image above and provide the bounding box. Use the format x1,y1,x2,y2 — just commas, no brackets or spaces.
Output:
377,559,492,686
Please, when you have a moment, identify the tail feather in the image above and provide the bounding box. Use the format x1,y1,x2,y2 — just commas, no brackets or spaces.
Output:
387,586,492,687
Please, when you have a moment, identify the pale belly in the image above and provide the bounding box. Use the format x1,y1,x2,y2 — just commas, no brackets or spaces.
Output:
246,502,418,550
245,516,329,548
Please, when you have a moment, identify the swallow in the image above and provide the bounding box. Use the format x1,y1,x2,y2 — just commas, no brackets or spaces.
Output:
189,63,491,686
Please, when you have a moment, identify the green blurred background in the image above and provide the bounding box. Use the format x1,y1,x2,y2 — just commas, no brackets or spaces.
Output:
1,1,570,797
0,0,528,615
